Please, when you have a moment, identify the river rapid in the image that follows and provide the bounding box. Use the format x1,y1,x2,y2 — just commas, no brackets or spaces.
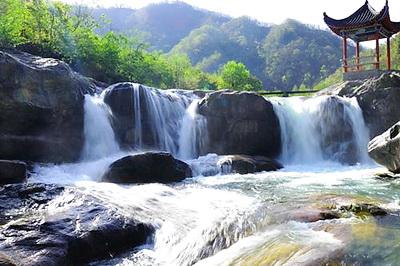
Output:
28,86,400,265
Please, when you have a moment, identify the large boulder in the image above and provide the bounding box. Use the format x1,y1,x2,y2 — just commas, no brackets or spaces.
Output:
102,152,192,184
0,160,27,185
0,183,154,265
218,155,283,174
316,96,361,164
103,83,187,151
368,122,400,173
321,71,400,138
103,83,144,149
198,91,281,158
0,50,97,163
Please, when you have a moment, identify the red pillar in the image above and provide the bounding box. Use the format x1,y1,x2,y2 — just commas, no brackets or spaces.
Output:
376,38,380,70
356,41,360,71
387,37,391,70
343,37,348,73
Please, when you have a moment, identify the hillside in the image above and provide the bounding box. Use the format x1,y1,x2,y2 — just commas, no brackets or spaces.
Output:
171,17,268,81
259,19,344,89
92,2,346,90
92,2,230,52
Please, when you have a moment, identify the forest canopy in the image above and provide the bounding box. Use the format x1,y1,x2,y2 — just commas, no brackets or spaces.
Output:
0,0,262,91
1,1,399,91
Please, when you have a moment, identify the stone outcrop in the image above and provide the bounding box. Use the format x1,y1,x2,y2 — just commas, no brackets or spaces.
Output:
102,152,192,184
198,91,281,158
368,121,400,173
320,71,400,138
103,83,144,149
316,96,361,164
0,183,153,265
218,155,283,174
103,83,187,150
0,50,97,163
0,160,27,185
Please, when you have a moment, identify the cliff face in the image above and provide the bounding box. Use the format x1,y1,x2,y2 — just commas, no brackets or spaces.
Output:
319,71,400,139
0,50,97,163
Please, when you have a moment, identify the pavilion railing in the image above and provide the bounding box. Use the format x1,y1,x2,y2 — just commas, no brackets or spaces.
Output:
341,55,380,72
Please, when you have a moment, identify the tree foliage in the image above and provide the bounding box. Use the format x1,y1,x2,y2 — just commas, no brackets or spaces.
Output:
171,17,268,84
260,19,344,90
170,17,345,90
218,61,262,91
0,0,242,90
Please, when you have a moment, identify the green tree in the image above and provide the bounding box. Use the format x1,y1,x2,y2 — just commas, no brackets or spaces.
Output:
0,0,226,90
218,61,262,91
0,0,27,48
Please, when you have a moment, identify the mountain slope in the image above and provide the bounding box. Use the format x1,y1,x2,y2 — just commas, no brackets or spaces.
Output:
92,3,345,90
171,17,268,80
92,2,230,51
259,19,344,89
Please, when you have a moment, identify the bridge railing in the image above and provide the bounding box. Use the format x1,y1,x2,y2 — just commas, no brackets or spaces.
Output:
257,90,319,97
195,89,320,97
342,55,379,72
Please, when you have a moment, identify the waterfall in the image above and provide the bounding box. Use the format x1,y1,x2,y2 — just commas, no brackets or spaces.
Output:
271,95,370,165
126,84,208,159
81,93,120,161
82,84,208,161
129,84,192,155
178,99,208,160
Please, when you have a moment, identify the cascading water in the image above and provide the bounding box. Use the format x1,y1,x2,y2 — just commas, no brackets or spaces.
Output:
81,93,120,161
27,86,398,266
178,99,208,160
271,95,370,165
127,84,207,158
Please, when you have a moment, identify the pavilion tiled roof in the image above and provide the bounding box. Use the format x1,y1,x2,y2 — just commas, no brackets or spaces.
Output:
324,0,400,37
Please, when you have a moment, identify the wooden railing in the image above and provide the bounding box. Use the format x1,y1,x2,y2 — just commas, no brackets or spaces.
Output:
195,90,319,97
342,55,380,72
257,90,319,97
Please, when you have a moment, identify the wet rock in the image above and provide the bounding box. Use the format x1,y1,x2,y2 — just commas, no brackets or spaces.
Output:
0,183,154,265
102,152,192,184
290,209,341,223
198,90,281,158
0,160,27,185
103,83,187,150
375,171,400,180
218,155,282,174
339,203,388,216
0,50,97,163
315,96,360,164
0,184,62,225
368,121,400,173
273,203,342,224
320,71,400,138
103,83,145,149
0,253,17,266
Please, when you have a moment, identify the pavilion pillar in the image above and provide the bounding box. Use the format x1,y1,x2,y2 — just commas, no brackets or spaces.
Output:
387,37,391,70
355,41,360,71
375,38,380,70
342,37,348,73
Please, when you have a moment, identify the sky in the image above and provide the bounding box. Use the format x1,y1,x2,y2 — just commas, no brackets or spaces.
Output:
60,0,400,28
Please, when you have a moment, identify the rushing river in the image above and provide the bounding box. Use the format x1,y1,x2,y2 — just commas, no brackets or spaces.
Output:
28,85,400,265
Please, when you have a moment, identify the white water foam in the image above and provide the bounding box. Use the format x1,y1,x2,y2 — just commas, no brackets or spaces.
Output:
28,89,385,266
81,93,120,161
178,99,208,160
271,95,370,165
128,84,193,155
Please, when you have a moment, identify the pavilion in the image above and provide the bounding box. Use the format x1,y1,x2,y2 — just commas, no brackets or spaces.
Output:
324,0,400,73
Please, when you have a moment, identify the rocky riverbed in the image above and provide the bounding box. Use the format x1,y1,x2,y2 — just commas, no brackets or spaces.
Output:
1,50,400,265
